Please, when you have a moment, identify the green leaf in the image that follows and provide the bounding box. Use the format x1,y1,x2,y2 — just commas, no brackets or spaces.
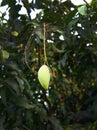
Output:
11,31,18,37
17,96,35,109
0,88,6,105
0,84,3,88
0,116,5,130
52,44,65,53
78,5,87,16
1,0,9,6
65,8,78,25
22,77,31,89
5,79,20,94
15,76,24,92
6,63,22,74
68,18,79,29
49,117,64,130
2,50,9,59
35,27,44,39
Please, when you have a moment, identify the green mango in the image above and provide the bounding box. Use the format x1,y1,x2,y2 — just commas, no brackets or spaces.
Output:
38,65,50,90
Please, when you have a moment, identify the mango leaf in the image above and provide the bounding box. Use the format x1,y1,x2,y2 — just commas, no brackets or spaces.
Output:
1,0,16,6
68,18,79,29
35,27,44,39
11,31,18,37
35,105,48,121
52,44,65,54
0,116,5,130
0,84,3,88
6,63,22,74
1,0,8,6
0,88,6,105
22,77,31,89
2,50,9,59
65,8,78,25
49,117,64,130
17,96,35,109
5,79,20,94
56,29,64,35
78,5,87,16
15,76,24,92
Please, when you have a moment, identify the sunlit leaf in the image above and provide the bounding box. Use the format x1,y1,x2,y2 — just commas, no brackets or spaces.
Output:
2,50,9,59
78,5,87,16
11,31,18,37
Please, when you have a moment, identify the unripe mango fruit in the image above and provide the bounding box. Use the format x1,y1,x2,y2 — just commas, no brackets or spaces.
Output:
38,65,50,90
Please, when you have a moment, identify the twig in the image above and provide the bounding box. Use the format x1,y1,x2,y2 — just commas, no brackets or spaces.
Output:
83,0,91,6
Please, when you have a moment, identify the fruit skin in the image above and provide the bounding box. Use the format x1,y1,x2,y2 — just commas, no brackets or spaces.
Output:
38,65,50,90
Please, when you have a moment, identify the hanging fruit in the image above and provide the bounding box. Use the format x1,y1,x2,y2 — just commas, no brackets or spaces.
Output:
38,65,50,90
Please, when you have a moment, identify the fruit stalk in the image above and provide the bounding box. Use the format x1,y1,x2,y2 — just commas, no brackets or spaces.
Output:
43,23,47,64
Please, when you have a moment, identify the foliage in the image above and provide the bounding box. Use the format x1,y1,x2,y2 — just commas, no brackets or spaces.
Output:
0,0,97,129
